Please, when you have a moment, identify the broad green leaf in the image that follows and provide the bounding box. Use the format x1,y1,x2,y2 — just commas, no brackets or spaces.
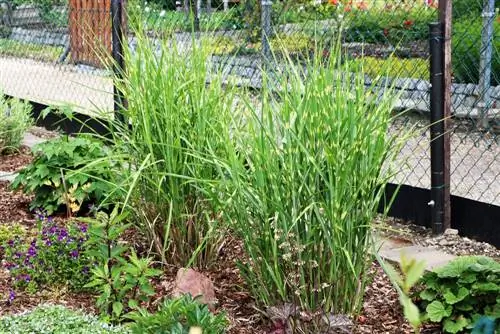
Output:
420,289,437,301
112,301,123,317
443,316,469,334
443,287,469,305
426,300,452,322
472,282,500,293
128,299,139,309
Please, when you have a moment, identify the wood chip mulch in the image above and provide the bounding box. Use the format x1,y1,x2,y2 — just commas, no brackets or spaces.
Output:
0,146,33,173
0,153,441,333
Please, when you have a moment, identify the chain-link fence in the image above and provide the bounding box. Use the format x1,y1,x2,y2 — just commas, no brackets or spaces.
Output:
0,0,498,209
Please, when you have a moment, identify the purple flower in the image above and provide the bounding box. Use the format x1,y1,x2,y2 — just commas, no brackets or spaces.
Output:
24,274,31,282
70,250,79,258
27,245,37,257
82,266,90,275
7,239,14,247
45,239,52,247
79,224,88,233
14,252,22,259
8,290,15,303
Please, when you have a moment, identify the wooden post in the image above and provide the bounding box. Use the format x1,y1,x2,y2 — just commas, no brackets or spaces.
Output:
439,0,452,230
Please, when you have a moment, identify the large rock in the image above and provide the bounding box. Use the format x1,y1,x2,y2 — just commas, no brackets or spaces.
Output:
172,268,216,310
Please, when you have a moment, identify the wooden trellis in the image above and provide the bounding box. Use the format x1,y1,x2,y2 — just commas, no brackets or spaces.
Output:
69,0,112,68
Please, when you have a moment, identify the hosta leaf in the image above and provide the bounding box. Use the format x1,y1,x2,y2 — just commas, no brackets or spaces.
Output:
443,287,469,305
443,316,469,334
426,301,452,322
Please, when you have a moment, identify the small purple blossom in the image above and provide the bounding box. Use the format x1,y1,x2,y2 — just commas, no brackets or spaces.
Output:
70,250,79,258
8,290,15,303
7,239,14,247
79,224,88,233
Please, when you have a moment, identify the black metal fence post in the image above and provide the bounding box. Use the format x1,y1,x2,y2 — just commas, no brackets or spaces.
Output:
111,0,125,124
429,22,445,235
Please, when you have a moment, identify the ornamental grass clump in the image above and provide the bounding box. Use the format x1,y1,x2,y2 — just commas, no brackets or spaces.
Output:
107,27,236,269
217,46,407,331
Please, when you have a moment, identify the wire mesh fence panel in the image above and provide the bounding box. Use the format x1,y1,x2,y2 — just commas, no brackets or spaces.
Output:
0,0,498,207
448,0,499,205
0,0,113,116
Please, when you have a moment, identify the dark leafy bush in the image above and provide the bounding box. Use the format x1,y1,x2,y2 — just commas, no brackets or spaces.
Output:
0,304,129,333
344,6,437,45
452,0,498,21
452,16,500,85
2,215,92,293
0,95,33,154
416,256,500,334
128,294,227,334
11,135,115,215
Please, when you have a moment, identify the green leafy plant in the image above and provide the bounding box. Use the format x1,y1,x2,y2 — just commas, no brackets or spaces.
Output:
2,214,91,293
11,135,115,215
452,16,500,86
0,222,26,247
416,256,500,333
212,44,408,331
344,5,437,45
0,94,33,154
84,207,161,323
128,294,227,333
0,304,129,333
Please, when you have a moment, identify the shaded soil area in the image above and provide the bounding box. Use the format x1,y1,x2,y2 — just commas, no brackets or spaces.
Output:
0,146,33,173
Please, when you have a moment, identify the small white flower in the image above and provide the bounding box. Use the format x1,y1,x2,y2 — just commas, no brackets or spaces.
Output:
160,10,166,17
145,6,151,12
299,5,304,11
313,0,322,5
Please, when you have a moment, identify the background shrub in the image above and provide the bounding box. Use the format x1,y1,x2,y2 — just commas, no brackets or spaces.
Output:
0,95,33,154
128,295,227,334
452,16,500,86
416,256,500,333
11,135,115,215
0,304,128,333
344,6,437,45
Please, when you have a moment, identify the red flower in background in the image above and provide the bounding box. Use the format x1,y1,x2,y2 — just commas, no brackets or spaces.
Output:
357,1,368,10
383,28,389,36
403,20,414,28
328,0,339,5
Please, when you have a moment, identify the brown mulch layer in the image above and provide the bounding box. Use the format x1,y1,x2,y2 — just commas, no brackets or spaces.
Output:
0,146,33,173
0,181,34,227
0,181,440,333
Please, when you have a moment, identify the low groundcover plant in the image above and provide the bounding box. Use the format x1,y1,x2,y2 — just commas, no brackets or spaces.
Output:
2,213,91,293
0,304,129,334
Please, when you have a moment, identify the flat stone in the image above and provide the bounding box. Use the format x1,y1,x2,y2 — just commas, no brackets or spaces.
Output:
172,268,216,310
444,228,459,236
378,241,456,271
22,132,47,148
